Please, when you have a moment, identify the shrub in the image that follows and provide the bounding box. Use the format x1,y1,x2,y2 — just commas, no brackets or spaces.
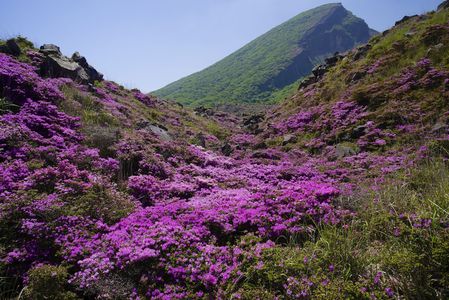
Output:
23,265,78,300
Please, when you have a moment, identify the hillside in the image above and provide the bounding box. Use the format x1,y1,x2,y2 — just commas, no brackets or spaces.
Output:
154,3,376,106
1,2,449,300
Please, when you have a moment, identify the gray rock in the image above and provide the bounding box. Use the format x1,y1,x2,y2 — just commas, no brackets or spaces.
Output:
282,134,297,145
39,44,62,56
41,55,90,83
136,120,172,141
39,44,103,84
148,125,172,141
336,144,358,158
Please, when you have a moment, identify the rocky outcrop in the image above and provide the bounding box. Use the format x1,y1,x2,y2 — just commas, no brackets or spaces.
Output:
0,39,21,56
39,44,103,84
243,114,265,134
438,0,449,11
298,52,344,90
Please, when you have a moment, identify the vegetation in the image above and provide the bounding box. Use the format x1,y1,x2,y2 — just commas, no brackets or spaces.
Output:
154,3,375,106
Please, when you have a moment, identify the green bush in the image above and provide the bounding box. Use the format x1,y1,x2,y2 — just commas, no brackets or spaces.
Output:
23,265,79,300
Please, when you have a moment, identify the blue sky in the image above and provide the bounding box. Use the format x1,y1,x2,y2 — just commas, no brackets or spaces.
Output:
0,0,442,92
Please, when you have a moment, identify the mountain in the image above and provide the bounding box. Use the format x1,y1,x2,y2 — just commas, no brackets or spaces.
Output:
1,2,449,299
154,3,377,106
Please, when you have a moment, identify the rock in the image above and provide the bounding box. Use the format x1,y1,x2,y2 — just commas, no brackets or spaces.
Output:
136,120,172,141
195,132,206,147
194,106,214,117
148,125,172,141
353,44,371,60
427,43,444,56
6,39,21,56
336,144,358,158
41,55,90,83
253,142,268,150
39,44,62,56
312,65,327,78
298,75,317,90
395,15,418,26
39,45,103,84
404,31,416,38
243,114,264,134
350,125,366,139
438,0,449,10
348,71,367,83
0,38,21,56
432,122,448,133
282,134,297,145
72,51,103,82
221,143,233,156
324,52,343,66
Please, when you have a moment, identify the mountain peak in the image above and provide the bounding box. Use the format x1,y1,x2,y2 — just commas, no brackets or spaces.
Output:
154,3,375,106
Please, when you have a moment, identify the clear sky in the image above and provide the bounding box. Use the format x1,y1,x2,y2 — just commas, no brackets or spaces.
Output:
0,0,442,92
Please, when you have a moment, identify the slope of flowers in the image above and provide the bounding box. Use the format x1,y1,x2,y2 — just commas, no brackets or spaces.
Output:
1,6,449,299
0,51,354,299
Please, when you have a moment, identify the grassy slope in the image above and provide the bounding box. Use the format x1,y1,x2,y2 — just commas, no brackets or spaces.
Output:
154,3,373,106
233,6,449,299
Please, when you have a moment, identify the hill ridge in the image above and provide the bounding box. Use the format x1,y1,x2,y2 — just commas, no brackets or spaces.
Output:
154,3,376,106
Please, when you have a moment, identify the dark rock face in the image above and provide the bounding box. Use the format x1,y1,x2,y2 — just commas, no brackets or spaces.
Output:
0,39,21,56
395,15,418,26
38,44,103,84
438,0,449,11
265,5,375,91
221,143,233,156
243,114,265,134
298,52,344,90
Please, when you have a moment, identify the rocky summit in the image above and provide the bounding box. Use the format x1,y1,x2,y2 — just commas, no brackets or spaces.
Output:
154,3,377,106
1,2,449,300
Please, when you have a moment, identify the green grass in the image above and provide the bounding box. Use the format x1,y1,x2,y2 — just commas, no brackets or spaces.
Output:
228,159,449,299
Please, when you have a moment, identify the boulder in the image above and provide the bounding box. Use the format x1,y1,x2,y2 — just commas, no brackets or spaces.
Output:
243,114,264,134
350,125,366,139
72,51,103,82
148,125,172,141
298,75,317,90
312,65,327,78
0,39,21,56
353,44,371,60
221,143,233,156
39,44,103,84
335,144,358,158
282,134,297,145
41,55,90,83
136,120,172,141
39,44,62,56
